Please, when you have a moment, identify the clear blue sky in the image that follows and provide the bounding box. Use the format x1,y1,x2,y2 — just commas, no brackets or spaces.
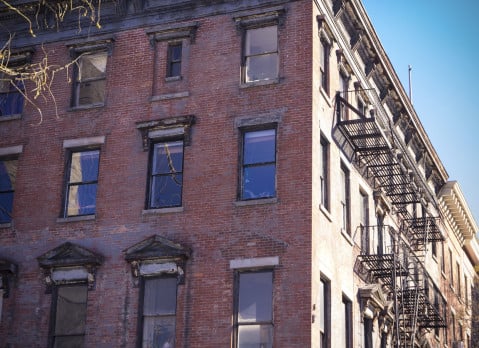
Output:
361,0,479,229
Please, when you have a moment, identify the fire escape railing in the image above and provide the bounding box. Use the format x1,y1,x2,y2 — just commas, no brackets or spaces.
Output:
335,94,447,347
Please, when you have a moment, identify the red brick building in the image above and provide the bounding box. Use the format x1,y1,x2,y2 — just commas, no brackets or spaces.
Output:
0,0,477,347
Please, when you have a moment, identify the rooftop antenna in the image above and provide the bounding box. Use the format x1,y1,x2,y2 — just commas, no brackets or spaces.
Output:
408,65,413,105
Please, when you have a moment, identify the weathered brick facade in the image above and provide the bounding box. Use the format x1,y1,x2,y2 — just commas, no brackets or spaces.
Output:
0,1,477,347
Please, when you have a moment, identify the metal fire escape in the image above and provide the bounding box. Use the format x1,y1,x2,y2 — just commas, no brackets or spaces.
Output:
335,94,447,347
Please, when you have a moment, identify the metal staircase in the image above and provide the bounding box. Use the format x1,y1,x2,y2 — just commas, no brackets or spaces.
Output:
335,94,447,347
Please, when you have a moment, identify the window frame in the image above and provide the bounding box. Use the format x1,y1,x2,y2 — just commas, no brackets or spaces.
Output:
70,48,110,109
0,74,25,117
319,276,331,348
48,283,88,348
239,126,277,201
342,294,353,348
166,42,183,78
359,190,369,254
62,148,101,218
319,38,330,95
0,155,18,224
138,275,178,348
241,24,279,84
146,137,185,210
319,135,330,210
233,269,274,348
340,162,351,236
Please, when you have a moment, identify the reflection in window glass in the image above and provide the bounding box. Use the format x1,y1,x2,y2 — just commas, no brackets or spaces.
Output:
149,140,184,209
241,129,276,200
142,277,177,348
52,285,87,348
235,271,273,348
244,26,278,82
0,76,24,116
72,51,108,107
0,158,17,223
65,150,100,217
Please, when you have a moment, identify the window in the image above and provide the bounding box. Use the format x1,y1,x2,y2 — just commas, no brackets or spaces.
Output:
441,242,446,273
359,190,369,254
451,312,456,342
240,128,276,200
449,249,454,286
0,158,17,223
319,39,330,94
319,135,329,209
339,72,349,120
0,74,24,116
342,295,352,348
72,51,108,107
243,26,278,83
456,262,461,296
140,276,177,348
432,241,437,258
464,275,469,306
148,140,184,209
340,163,350,235
319,277,330,348
364,318,373,348
234,270,273,348
63,149,100,217
50,284,88,348
166,42,182,78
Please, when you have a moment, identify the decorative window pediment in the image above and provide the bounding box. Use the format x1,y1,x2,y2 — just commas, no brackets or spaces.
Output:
146,21,199,45
125,235,190,286
136,114,195,150
233,6,286,30
0,258,18,298
37,242,103,292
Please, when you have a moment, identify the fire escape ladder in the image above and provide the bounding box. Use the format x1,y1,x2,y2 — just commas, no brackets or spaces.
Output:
337,95,446,347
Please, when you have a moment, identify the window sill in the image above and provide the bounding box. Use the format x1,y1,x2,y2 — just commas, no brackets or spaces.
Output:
150,91,189,102
0,222,12,229
319,204,332,222
57,215,96,223
68,103,105,111
341,229,354,246
234,197,278,207
165,76,182,82
240,78,279,89
441,271,447,279
432,254,438,263
0,114,22,122
142,206,184,215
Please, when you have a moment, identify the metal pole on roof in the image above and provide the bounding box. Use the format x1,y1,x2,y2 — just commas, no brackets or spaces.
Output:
408,65,413,105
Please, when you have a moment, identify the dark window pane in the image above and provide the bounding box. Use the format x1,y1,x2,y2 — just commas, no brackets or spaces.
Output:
0,91,24,116
55,285,87,336
152,142,183,175
0,192,13,223
144,278,177,316
238,272,273,323
169,62,181,78
238,324,273,348
244,130,275,165
170,45,182,61
53,335,85,348
150,174,183,208
242,165,275,199
142,316,176,348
